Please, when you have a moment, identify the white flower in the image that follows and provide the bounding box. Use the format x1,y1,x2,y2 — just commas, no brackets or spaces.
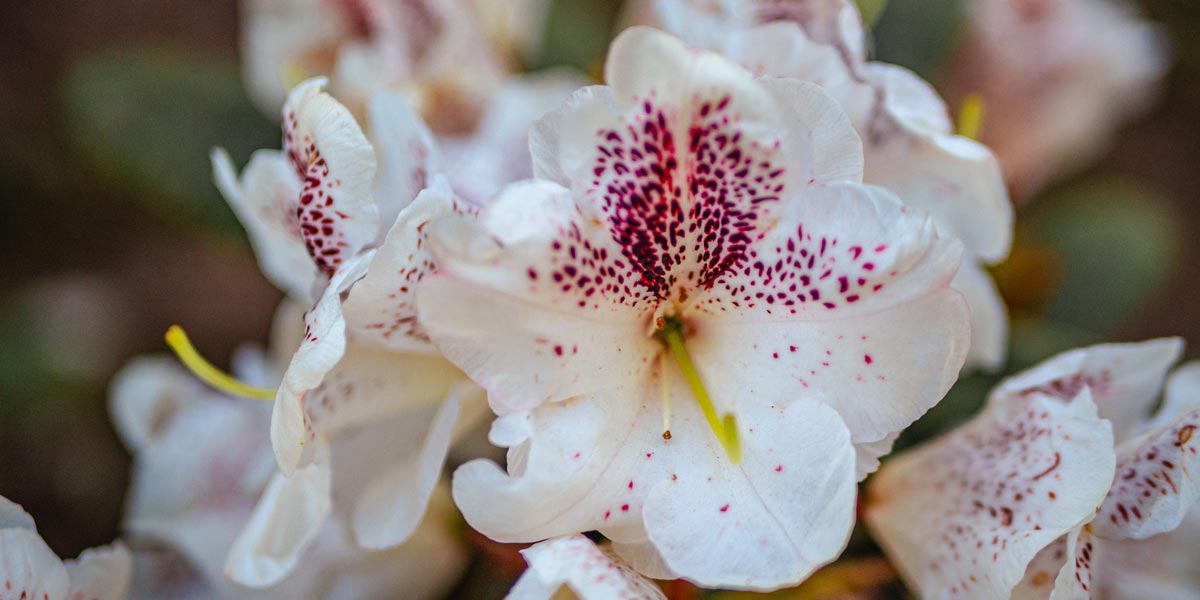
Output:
865,338,1200,599
241,0,549,128
109,349,469,599
647,0,1013,372
948,0,1168,201
417,27,969,590
0,495,131,600
209,79,482,582
507,535,665,600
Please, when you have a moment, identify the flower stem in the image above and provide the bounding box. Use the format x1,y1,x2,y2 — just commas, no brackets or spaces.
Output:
164,325,276,401
659,319,742,464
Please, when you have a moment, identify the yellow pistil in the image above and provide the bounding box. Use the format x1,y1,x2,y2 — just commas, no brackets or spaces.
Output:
164,325,276,401
956,93,985,140
657,318,742,464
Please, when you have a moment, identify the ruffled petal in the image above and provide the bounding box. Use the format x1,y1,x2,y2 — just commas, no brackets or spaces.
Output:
350,392,460,549
282,78,379,276
224,460,332,587
865,389,1115,599
1093,405,1200,540
507,535,665,600
990,339,1183,443
642,398,856,591
342,178,469,354
0,501,70,600
365,90,440,230
64,542,132,600
418,180,655,414
686,182,968,445
212,148,318,302
271,251,373,474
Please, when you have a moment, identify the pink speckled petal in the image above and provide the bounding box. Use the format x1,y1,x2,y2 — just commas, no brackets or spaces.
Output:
687,182,968,446
366,91,440,230
417,180,656,415
642,397,856,591
272,251,373,475
0,526,69,600
865,388,1115,600
1093,506,1200,598
64,543,132,600
224,459,331,587
213,148,319,302
990,339,1184,443
342,177,471,354
282,78,379,276
1093,405,1200,540
508,535,665,600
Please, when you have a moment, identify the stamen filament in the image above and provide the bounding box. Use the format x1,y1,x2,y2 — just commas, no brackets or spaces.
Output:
957,93,985,141
164,325,276,401
660,351,672,439
658,319,742,464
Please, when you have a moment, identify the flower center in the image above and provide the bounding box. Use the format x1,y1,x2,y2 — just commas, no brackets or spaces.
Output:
656,316,742,464
164,325,276,400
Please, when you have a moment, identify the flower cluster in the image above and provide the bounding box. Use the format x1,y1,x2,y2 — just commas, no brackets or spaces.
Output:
3,0,1187,598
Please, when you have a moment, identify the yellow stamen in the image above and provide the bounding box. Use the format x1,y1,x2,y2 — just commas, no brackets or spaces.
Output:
660,351,672,439
957,93,985,140
658,319,742,464
164,325,276,401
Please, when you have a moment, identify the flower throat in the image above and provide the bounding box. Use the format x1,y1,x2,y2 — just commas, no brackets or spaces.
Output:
656,316,742,464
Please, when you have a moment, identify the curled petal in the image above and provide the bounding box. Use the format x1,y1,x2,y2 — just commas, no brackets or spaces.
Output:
507,535,665,600
865,389,1115,599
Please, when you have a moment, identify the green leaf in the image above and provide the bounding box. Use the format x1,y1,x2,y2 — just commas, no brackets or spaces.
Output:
1023,178,1182,334
59,47,278,234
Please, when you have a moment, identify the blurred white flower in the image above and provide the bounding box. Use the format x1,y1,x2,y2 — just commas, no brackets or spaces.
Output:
645,0,1014,372
949,0,1169,202
417,27,968,590
109,349,468,599
866,339,1200,599
241,0,551,130
0,495,131,600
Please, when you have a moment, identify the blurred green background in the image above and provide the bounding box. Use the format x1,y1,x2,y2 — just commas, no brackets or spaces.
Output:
1,0,1198,591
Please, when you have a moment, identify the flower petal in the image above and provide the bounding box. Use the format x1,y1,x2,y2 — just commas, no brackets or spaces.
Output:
1092,506,1200,598
418,180,656,414
954,259,1010,373
271,251,372,475
1149,360,1200,427
507,535,665,600
107,357,210,453
862,65,1012,265
0,502,69,600
350,392,460,549
642,398,856,591
366,90,440,229
283,78,379,276
990,339,1184,443
224,460,332,587
865,389,1116,599
64,543,132,600
342,177,468,354
212,148,318,302
1093,404,1200,540
686,182,968,445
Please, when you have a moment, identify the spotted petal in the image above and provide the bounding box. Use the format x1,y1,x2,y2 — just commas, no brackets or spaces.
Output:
213,148,318,302
990,339,1184,443
0,499,69,600
366,90,441,230
1092,404,1200,540
282,78,379,277
865,388,1115,600
686,182,968,449
508,535,665,600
